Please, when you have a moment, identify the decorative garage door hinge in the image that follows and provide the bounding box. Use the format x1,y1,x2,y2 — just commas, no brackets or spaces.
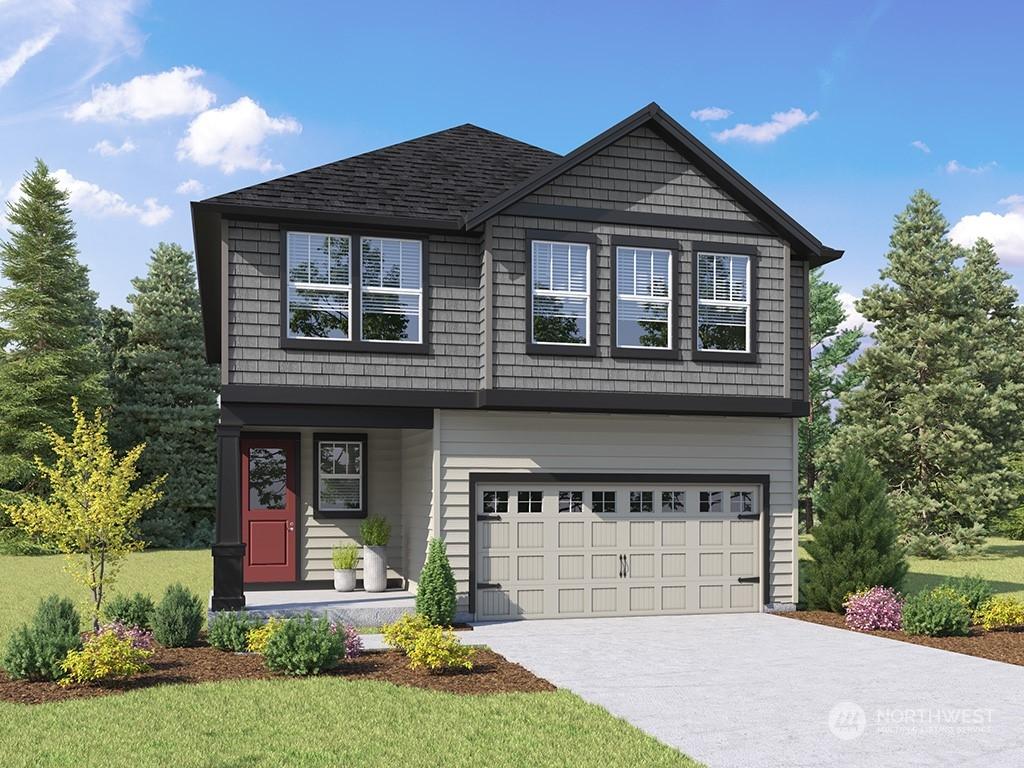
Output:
476,515,502,522
477,582,501,589
737,514,760,520
737,576,760,583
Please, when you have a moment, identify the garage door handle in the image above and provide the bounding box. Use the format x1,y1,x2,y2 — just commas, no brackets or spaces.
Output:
618,554,624,578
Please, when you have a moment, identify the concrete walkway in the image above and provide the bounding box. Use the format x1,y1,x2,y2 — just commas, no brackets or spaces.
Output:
468,613,1024,768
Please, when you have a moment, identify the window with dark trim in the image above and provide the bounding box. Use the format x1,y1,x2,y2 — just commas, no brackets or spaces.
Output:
517,490,542,514
313,433,367,518
530,240,590,346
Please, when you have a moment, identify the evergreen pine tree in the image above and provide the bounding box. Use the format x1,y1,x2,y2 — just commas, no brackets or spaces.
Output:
835,191,1024,554
415,538,457,626
111,243,219,547
803,452,907,611
0,160,106,505
798,268,863,531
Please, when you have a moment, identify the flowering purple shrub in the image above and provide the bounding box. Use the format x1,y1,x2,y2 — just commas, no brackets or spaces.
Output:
843,587,904,631
85,621,155,650
329,621,363,660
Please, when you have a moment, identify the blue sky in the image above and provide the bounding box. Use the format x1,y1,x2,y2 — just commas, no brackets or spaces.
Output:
2,0,1022,319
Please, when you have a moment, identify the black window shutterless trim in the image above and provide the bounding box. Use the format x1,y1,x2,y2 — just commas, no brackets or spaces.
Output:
524,229,600,357
312,432,369,519
690,241,759,364
280,226,431,355
610,235,680,360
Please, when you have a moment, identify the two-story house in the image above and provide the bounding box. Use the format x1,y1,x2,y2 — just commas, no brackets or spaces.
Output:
193,102,841,620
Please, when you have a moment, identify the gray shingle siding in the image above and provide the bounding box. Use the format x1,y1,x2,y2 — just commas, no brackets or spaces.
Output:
226,221,483,389
523,125,754,222
224,125,808,403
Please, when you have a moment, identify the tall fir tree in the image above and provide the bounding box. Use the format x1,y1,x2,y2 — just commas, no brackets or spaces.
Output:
111,243,219,547
0,160,106,506
835,190,1024,555
798,268,863,531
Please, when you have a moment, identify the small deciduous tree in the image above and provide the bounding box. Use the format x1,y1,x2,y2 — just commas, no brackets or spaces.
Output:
803,451,907,612
5,398,164,629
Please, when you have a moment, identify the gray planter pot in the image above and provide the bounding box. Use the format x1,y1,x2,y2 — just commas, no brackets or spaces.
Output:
363,545,387,592
333,568,356,592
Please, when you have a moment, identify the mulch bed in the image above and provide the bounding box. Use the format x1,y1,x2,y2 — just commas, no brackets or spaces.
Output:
0,644,554,705
776,610,1024,666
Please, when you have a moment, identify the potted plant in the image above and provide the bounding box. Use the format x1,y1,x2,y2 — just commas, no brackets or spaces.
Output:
360,516,391,593
332,543,359,592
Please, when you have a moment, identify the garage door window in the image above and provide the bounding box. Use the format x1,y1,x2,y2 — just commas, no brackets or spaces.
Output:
630,491,654,514
483,491,508,515
700,491,724,513
558,490,583,513
661,491,686,513
518,491,542,514
731,491,753,514
592,491,616,514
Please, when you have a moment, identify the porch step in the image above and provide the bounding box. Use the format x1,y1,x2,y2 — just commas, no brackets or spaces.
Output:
210,588,417,628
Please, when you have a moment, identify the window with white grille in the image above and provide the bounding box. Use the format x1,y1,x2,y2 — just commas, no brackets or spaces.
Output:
286,232,351,340
617,246,672,349
361,237,422,343
696,252,750,352
531,240,590,345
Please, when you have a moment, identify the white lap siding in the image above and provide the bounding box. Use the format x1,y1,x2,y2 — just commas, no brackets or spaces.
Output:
438,410,797,612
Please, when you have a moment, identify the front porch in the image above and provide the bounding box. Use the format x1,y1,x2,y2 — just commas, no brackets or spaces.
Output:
242,587,417,626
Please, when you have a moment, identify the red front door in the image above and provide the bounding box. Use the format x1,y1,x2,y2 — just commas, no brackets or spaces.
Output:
241,436,297,583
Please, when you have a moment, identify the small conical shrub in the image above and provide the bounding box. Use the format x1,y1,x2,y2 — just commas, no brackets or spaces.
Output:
2,595,81,681
803,452,907,611
416,538,457,626
152,583,204,647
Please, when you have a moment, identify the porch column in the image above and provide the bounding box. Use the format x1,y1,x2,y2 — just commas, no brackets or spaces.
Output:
211,424,245,610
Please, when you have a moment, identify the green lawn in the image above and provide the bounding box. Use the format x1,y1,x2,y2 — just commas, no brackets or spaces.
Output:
799,535,1024,601
0,549,210,643
0,680,698,767
0,552,699,766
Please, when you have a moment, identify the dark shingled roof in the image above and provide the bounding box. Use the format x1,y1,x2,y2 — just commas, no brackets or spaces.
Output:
203,124,561,223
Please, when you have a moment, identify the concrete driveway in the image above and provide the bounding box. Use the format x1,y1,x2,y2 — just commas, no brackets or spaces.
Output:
469,613,1024,768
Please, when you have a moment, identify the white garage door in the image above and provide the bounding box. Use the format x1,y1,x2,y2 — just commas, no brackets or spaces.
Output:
474,482,761,620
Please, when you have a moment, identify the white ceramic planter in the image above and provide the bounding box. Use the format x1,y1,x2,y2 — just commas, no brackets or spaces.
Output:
333,568,356,592
363,545,387,592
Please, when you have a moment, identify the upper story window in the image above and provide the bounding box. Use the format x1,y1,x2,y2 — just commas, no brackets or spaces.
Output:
286,232,351,340
361,237,423,343
696,251,751,353
616,246,672,349
530,239,590,346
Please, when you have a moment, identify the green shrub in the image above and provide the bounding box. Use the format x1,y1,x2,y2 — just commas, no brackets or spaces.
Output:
152,583,204,647
382,613,432,654
262,615,344,675
993,508,1024,541
974,595,1024,631
803,452,908,611
332,543,359,570
360,516,391,546
902,589,972,637
60,629,152,686
938,575,993,613
246,617,286,654
103,592,155,629
406,625,474,672
207,611,260,652
416,538,457,625
0,526,59,555
2,595,82,681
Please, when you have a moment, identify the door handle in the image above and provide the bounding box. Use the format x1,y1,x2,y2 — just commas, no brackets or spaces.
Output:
623,555,629,578
287,521,295,532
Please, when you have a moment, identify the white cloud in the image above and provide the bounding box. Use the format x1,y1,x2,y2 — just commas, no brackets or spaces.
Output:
945,159,996,175
838,291,874,335
91,138,137,157
690,106,732,122
175,178,205,195
910,140,931,154
950,204,1024,265
69,66,216,122
51,169,172,226
177,97,301,173
0,27,58,88
712,108,819,144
